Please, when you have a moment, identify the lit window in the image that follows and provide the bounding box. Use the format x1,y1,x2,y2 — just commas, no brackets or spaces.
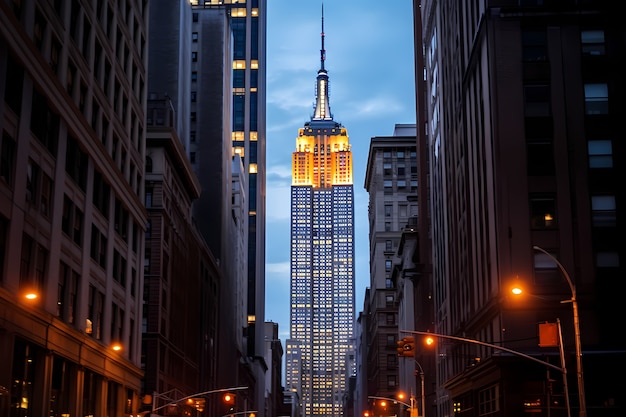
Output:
251,60,259,69
232,8,246,17
233,60,246,69
249,163,257,173
232,131,245,141
529,195,557,229
250,132,258,141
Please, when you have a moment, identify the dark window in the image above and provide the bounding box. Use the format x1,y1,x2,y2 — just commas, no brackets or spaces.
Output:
65,134,88,191
92,170,110,218
250,92,258,131
233,70,245,88
232,18,246,60
383,163,392,176
57,262,78,323
251,17,259,59
524,84,551,117
233,95,245,131
30,89,60,155
397,163,406,176
1,132,16,187
50,355,75,416
0,216,7,282
522,29,547,62
4,53,24,114
526,141,555,176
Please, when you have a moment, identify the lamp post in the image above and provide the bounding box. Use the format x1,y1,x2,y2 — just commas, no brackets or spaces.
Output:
533,245,586,417
414,361,425,417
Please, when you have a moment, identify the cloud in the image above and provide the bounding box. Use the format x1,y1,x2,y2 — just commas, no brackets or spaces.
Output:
267,261,290,277
266,182,291,222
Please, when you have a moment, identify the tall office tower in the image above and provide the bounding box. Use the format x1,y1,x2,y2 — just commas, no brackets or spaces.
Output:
363,125,418,407
0,0,147,414
189,0,267,413
144,0,222,406
289,14,355,417
419,1,626,416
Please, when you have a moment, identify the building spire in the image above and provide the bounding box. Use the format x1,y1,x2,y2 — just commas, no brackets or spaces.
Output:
320,3,326,71
313,2,332,120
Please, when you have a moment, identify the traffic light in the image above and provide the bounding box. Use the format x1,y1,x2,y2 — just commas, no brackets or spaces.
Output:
221,392,236,416
223,393,236,405
424,335,436,347
397,337,415,357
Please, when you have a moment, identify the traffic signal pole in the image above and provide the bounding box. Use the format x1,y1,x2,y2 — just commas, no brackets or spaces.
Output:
400,330,563,372
150,386,248,416
401,330,571,417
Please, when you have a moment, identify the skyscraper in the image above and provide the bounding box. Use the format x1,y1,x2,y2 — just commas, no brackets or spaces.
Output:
0,0,146,413
288,11,355,417
189,0,267,412
418,1,626,416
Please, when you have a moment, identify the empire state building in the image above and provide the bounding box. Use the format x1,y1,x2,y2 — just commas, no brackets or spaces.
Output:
288,10,355,417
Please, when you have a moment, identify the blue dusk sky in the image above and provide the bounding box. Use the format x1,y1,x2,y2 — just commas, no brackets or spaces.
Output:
265,1,416,344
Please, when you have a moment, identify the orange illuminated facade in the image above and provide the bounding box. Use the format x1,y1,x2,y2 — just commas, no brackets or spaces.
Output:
292,126,352,187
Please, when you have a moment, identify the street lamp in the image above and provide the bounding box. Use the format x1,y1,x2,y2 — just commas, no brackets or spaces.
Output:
533,245,586,417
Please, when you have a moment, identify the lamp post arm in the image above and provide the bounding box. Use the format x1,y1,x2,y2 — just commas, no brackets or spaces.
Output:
400,330,563,373
368,395,410,409
152,386,248,414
